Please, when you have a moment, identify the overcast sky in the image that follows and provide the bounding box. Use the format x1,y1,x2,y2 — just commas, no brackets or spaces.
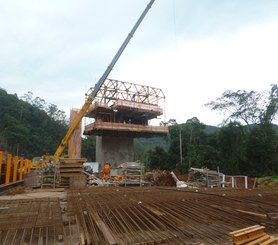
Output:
1,0,278,126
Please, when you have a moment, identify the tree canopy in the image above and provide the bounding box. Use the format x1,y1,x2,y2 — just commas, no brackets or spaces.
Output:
139,84,278,177
205,84,278,126
1,84,277,177
0,88,68,158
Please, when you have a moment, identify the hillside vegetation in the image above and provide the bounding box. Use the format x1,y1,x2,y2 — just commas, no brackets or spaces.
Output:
1,85,277,177
0,88,68,158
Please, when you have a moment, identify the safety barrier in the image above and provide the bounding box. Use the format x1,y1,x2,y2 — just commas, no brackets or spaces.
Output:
0,151,31,186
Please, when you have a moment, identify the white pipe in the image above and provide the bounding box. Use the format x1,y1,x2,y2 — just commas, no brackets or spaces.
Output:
245,176,248,189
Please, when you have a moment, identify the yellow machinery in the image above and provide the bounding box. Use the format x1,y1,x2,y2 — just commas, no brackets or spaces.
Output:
52,0,156,160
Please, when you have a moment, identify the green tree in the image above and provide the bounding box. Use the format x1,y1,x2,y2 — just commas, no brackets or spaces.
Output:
168,117,220,173
168,124,183,168
260,84,278,124
206,84,278,176
217,122,246,175
145,146,170,170
134,140,146,162
81,136,96,161
185,117,206,169
205,90,263,125
246,124,278,176
0,88,68,158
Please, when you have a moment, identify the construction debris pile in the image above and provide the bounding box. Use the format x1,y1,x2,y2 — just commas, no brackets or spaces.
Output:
144,170,176,186
83,161,147,187
188,167,223,188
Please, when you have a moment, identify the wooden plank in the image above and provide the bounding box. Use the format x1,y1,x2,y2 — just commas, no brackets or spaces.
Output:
231,225,264,237
230,226,266,245
246,234,270,245
80,233,85,245
35,188,65,192
261,237,278,245
229,225,261,235
233,231,265,245
60,173,84,177
143,204,165,216
235,209,267,218
92,212,118,245
60,165,83,168
60,169,83,173
75,215,87,245
267,212,278,220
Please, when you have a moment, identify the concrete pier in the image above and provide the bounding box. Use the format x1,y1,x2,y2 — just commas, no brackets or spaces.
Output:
96,136,134,167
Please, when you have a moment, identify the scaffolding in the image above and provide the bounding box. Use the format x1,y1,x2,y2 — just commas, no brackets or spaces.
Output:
121,162,145,187
84,81,168,137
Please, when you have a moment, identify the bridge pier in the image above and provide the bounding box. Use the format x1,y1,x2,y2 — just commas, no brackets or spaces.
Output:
96,136,134,168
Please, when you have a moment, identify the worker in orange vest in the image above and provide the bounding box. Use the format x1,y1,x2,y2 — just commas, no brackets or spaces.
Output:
102,163,110,181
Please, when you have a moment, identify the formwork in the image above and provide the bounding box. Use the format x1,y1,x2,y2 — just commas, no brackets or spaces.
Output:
84,79,168,138
84,121,168,137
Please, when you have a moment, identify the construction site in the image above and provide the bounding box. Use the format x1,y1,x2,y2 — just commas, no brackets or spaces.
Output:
0,175,278,244
0,0,278,244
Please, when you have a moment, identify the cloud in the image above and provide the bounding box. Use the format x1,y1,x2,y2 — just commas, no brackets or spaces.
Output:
114,20,278,125
0,0,278,126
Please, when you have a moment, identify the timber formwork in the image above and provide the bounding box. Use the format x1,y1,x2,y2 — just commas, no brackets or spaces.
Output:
0,187,278,245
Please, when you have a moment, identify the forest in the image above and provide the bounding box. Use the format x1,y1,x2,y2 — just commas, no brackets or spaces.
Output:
0,84,277,177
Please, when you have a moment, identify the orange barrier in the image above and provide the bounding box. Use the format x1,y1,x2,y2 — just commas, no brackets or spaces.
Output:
19,157,24,181
0,151,2,179
13,156,19,182
0,151,31,185
5,154,12,185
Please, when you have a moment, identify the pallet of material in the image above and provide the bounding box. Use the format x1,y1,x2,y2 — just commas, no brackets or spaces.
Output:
59,158,86,178
230,225,278,245
59,158,86,164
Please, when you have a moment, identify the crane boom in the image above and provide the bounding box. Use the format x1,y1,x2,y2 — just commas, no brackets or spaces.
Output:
54,0,155,157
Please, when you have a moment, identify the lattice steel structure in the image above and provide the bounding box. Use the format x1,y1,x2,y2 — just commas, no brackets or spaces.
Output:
86,79,165,106
84,79,167,138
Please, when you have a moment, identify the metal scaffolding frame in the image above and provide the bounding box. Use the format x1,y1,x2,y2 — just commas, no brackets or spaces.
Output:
86,79,165,106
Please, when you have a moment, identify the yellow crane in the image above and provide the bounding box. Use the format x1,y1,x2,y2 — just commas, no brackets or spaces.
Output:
53,0,155,159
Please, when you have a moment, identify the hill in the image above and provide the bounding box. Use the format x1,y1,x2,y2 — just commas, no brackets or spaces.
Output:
0,88,68,158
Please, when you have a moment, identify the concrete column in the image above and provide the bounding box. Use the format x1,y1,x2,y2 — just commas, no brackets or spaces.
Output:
96,136,134,168
68,109,82,158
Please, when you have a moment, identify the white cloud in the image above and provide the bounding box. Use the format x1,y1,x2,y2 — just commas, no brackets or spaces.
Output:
0,0,278,126
114,20,278,125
